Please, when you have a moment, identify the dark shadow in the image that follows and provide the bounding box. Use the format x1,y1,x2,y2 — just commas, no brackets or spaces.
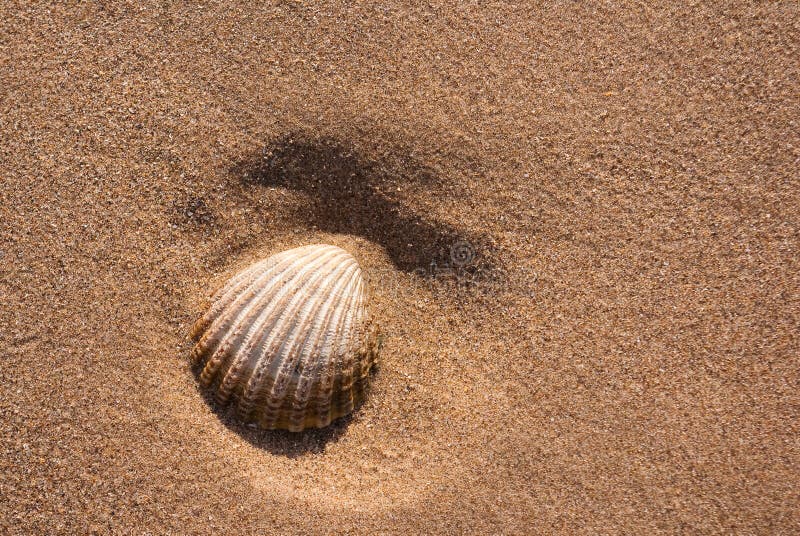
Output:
191,358,377,457
230,133,493,272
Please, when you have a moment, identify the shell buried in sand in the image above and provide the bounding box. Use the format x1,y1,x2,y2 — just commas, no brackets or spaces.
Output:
191,244,379,432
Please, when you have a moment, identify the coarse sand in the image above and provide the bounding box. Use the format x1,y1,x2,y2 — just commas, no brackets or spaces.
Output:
1,2,798,534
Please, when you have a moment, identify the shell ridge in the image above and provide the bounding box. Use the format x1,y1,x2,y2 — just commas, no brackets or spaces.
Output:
260,258,360,418
190,247,307,341
190,258,270,339
198,249,326,388
193,249,311,373
278,263,362,430
259,262,360,429
316,259,359,359
311,271,364,426
326,276,365,422
233,249,350,401
215,248,344,403
339,277,376,420
234,252,352,419
191,244,379,431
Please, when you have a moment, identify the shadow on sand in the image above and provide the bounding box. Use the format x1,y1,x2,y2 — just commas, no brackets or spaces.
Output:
230,132,492,272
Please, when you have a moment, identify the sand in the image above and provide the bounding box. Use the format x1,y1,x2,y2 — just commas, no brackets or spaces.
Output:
1,1,798,534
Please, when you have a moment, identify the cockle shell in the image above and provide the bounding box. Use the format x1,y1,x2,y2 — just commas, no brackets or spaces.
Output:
191,244,379,432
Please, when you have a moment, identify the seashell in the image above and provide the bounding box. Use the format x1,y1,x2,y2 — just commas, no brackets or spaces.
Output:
190,244,379,432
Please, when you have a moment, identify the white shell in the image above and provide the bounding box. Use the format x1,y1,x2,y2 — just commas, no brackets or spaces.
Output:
191,244,379,431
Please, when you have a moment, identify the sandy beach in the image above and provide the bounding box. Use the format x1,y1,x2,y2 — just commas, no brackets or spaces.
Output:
1,2,798,534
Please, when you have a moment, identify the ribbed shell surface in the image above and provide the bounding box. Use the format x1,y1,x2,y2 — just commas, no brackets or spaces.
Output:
190,244,378,432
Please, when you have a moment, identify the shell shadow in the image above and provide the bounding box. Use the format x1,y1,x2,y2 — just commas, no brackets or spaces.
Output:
230,133,492,272
191,359,375,458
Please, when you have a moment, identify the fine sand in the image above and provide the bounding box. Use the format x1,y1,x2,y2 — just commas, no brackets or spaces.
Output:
1,2,798,534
